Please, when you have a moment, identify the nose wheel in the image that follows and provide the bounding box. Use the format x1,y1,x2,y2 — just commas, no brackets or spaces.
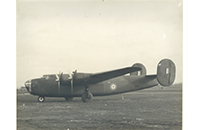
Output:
38,96,45,102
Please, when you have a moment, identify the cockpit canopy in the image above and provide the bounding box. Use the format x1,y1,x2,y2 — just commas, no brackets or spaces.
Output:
43,74,57,80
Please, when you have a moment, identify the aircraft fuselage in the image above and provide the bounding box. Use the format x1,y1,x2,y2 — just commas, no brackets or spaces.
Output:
27,74,158,97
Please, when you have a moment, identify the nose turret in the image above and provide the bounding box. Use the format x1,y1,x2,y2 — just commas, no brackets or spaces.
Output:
24,80,32,92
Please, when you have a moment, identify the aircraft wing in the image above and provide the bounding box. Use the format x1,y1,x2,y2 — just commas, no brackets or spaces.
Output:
87,67,142,84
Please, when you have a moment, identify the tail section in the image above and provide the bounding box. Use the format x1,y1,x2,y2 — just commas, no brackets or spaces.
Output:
157,59,176,86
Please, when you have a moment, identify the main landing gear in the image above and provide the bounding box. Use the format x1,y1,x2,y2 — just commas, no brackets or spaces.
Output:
81,87,93,102
38,96,45,102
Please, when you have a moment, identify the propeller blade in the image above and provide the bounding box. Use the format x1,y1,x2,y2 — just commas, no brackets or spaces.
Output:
73,70,77,74
68,70,77,80
73,70,77,79
56,71,63,82
68,71,73,80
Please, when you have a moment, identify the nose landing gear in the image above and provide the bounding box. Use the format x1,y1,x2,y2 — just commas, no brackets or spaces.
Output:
38,96,45,102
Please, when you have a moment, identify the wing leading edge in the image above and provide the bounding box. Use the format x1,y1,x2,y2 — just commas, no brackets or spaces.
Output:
87,67,142,84
60,67,142,85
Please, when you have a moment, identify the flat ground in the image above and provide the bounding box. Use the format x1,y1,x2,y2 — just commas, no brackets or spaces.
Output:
17,84,182,130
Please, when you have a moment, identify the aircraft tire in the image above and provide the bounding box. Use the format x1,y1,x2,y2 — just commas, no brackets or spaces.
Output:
82,92,93,102
64,97,73,101
38,96,45,102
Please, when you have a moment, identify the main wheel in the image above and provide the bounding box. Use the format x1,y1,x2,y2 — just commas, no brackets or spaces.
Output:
81,92,93,102
38,96,45,102
64,97,73,101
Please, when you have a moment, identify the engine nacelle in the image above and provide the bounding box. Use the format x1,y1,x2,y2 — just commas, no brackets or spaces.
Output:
130,63,146,76
157,59,176,86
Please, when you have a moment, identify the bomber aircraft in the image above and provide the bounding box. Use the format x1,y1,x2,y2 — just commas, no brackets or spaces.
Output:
24,59,175,102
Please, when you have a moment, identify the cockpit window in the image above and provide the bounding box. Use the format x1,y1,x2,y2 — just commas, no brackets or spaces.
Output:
43,75,56,80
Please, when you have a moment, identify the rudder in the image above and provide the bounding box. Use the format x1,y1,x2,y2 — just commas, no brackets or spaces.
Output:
157,59,176,86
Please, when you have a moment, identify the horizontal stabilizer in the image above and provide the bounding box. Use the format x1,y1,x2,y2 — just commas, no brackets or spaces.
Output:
145,75,157,79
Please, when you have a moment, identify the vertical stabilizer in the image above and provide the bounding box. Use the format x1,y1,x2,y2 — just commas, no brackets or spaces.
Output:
157,59,176,86
130,63,146,76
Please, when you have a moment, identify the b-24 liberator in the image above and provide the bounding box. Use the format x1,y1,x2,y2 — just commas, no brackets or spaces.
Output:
24,59,175,102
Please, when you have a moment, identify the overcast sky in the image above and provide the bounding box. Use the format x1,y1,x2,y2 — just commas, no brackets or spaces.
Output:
16,0,182,88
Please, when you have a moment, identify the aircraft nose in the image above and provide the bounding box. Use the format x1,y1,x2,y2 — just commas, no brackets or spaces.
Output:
24,80,32,92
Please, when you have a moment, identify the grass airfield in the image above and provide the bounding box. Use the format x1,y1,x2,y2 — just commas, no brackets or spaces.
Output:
17,84,182,130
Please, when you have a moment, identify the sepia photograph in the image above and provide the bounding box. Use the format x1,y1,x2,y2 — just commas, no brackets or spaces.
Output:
16,0,183,130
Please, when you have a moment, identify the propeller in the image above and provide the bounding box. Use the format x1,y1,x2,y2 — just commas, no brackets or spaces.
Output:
68,70,77,96
68,70,77,80
56,70,77,96
56,71,63,95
